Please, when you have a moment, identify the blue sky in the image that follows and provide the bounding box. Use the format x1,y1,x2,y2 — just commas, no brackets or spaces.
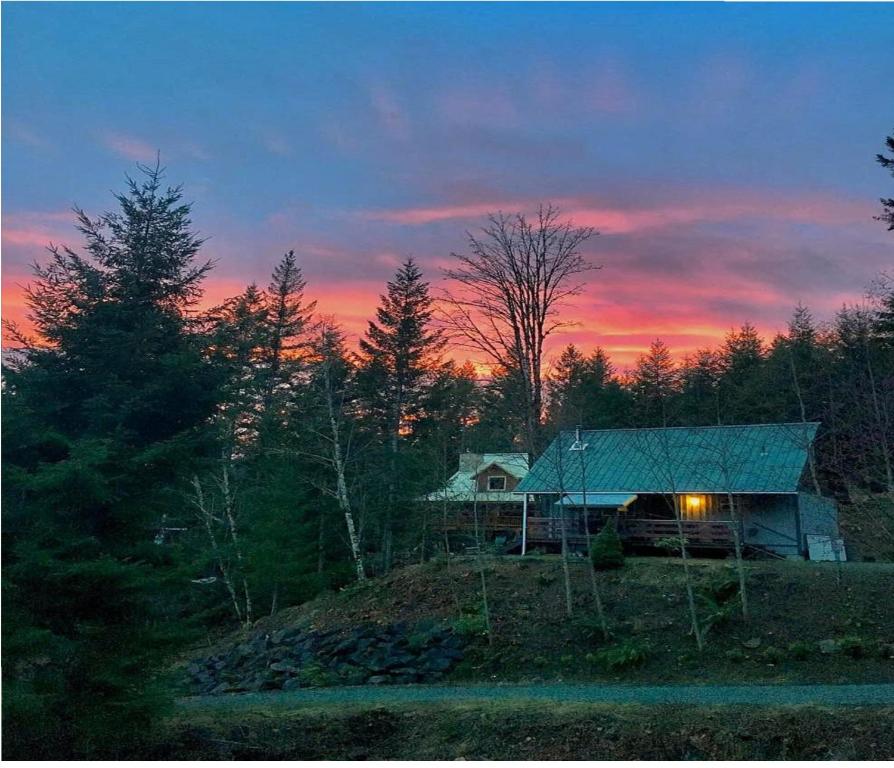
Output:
4,2,893,364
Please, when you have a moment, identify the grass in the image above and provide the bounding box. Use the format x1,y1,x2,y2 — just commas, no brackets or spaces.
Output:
158,702,894,759
215,555,894,685
166,556,894,759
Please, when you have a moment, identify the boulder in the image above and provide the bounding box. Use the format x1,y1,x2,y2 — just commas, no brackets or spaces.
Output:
818,639,841,655
269,661,300,674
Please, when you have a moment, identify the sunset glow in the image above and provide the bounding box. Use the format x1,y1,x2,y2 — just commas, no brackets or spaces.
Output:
4,4,892,369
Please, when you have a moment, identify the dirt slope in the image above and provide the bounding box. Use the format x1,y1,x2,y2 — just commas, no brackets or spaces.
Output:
195,556,894,685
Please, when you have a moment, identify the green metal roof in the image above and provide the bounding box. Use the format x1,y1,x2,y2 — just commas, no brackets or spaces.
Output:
516,423,819,495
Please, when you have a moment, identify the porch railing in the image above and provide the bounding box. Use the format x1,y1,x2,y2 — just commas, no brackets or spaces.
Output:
438,512,741,549
525,516,740,548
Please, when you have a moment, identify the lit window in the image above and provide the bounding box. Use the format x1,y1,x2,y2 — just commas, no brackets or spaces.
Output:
488,475,507,491
683,494,706,518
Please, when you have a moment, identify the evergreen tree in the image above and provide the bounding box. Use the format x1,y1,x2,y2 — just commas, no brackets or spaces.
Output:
717,323,767,422
207,283,271,453
629,339,678,426
464,363,528,452
546,345,630,432
876,129,894,231
262,250,316,409
590,517,625,570
356,258,445,570
678,348,723,425
2,164,219,758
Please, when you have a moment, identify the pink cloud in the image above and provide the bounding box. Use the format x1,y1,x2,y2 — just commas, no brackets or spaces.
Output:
2,211,73,249
362,189,872,233
362,201,523,225
101,132,157,162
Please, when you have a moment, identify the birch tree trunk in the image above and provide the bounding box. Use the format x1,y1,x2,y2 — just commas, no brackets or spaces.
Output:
673,493,704,651
219,464,253,627
578,450,608,638
192,475,244,626
324,362,366,582
471,484,493,644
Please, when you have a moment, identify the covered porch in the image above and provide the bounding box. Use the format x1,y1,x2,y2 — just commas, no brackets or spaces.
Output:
524,514,741,550
523,492,741,552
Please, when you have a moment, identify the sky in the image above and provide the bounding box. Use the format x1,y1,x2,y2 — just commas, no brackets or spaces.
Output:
3,2,893,368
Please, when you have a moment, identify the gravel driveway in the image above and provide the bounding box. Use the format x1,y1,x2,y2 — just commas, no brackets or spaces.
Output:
183,682,894,711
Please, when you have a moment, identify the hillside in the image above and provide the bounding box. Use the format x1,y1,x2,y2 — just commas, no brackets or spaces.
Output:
187,556,894,689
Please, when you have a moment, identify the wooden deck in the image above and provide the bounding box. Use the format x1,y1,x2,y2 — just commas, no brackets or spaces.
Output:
440,514,740,549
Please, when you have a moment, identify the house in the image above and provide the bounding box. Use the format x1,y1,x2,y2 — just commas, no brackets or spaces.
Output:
424,452,530,549
514,423,840,559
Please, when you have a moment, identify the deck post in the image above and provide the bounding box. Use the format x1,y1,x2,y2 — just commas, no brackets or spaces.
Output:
521,494,528,555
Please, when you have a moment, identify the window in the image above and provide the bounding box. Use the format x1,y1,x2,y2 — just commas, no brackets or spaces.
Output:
682,494,707,520
488,475,507,491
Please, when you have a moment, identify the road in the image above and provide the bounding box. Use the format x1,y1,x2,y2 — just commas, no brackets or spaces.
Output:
182,682,894,711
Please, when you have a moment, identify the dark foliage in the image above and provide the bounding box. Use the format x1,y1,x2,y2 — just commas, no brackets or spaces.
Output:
590,518,625,571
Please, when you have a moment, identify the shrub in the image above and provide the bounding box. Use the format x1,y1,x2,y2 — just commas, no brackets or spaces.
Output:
572,612,611,643
535,572,557,587
724,648,745,664
452,609,488,639
838,636,866,659
760,646,784,664
595,639,649,670
297,663,334,688
788,641,812,661
706,571,740,603
590,518,625,571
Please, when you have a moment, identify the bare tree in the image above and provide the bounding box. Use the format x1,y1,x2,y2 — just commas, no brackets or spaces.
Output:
631,429,705,651
441,204,598,454
573,428,610,638
539,433,578,619
191,470,253,628
691,428,751,620
299,321,367,582
469,458,494,644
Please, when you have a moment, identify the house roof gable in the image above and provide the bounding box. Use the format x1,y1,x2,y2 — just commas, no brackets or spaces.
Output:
424,452,529,502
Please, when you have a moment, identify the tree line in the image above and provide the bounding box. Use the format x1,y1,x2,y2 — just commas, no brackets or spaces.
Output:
2,130,892,756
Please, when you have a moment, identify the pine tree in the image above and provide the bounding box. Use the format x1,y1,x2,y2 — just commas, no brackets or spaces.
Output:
356,258,445,570
630,339,678,426
2,164,219,757
590,517,625,570
547,345,630,432
263,250,316,407
679,349,723,425
718,323,767,422
876,129,894,231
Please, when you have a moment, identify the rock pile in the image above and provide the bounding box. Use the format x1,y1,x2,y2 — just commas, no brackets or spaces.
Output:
188,621,465,694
